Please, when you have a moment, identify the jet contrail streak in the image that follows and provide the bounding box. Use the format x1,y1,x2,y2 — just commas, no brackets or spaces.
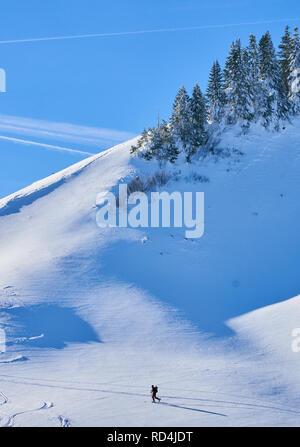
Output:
0,113,135,146
0,18,299,44
0,135,94,156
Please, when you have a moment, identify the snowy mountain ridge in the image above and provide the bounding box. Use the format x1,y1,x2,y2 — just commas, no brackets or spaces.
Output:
0,119,300,426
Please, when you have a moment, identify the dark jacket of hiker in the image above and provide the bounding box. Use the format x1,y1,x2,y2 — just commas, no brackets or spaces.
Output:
151,385,160,402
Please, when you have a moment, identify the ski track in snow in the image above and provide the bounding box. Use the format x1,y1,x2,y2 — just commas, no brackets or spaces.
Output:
3,401,53,427
0,374,299,423
0,391,9,427
0,392,72,427
58,415,71,427
0,395,53,427
0,391,8,405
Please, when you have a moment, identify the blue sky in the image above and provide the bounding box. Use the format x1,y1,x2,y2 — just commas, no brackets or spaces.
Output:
0,0,299,197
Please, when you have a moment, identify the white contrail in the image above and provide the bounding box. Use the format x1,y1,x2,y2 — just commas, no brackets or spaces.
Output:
0,135,94,156
0,114,135,146
0,18,298,44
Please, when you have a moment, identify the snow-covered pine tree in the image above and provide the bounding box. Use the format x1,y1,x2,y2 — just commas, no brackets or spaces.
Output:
170,85,192,161
189,83,207,161
289,27,300,113
159,121,179,164
278,26,294,98
144,125,165,164
223,39,253,126
259,31,290,128
136,122,179,165
247,34,263,120
130,128,150,155
206,61,226,123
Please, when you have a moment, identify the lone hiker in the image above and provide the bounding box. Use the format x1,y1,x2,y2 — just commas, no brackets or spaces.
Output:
151,385,161,403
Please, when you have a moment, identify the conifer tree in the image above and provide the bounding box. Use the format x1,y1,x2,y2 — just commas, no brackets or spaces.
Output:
170,86,192,160
289,27,300,113
138,122,179,164
206,61,225,123
189,83,207,160
223,39,253,125
160,121,179,164
278,26,293,97
259,31,289,127
247,34,263,118
130,128,150,155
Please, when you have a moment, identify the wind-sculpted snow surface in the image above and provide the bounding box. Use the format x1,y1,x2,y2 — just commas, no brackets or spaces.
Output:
0,124,300,426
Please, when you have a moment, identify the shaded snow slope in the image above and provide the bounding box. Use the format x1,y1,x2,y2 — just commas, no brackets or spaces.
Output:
0,122,300,426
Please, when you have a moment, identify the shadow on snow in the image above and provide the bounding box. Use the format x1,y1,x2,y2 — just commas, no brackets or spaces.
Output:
1,304,101,349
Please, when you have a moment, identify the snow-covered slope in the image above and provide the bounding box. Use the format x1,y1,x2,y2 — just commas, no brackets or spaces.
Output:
0,121,300,427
